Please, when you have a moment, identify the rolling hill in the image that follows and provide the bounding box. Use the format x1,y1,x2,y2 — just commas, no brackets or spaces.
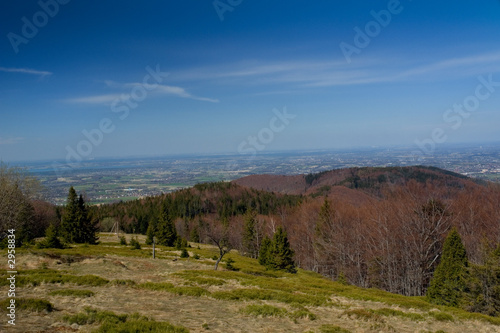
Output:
233,165,480,200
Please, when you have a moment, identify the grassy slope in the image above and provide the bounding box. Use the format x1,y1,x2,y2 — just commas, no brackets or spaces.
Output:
2,233,500,333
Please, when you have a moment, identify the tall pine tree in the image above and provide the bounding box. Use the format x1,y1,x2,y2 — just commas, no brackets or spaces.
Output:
156,203,177,247
61,187,98,244
427,228,468,306
61,187,79,243
78,194,98,244
265,227,297,273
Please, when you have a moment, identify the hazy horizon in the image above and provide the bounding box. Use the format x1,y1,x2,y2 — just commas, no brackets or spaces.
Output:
4,140,499,166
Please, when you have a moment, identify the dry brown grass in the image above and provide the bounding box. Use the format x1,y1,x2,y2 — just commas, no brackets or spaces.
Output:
2,235,500,333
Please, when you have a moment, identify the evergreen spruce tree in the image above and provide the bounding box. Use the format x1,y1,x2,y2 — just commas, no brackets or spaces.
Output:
175,236,185,250
77,194,98,244
427,228,468,307
464,243,500,316
242,209,258,258
38,224,64,249
180,248,190,258
225,257,238,271
61,187,79,243
156,204,177,247
258,236,272,266
15,196,35,246
61,187,98,244
267,227,297,273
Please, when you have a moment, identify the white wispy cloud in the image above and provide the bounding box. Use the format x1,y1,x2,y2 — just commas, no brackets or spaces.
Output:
121,81,218,102
393,51,500,80
65,94,125,104
155,84,219,103
66,50,500,104
170,50,500,89
0,67,52,77
68,82,218,105
172,59,396,88
0,137,24,145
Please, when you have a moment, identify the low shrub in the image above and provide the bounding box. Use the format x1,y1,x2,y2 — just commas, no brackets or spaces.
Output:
180,249,189,258
0,298,53,312
319,324,351,333
63,307,129,325
96,320,189,333
290,308,317,321
111,279,136,286
225,258,239,271
64,307,189,333
429,311,454,322
240,304,287,318
130,237,141,250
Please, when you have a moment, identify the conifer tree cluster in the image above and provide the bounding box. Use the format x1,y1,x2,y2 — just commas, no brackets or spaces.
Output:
259,227,296,273
427,228,500,316
427,228,468,307
61,187,98,244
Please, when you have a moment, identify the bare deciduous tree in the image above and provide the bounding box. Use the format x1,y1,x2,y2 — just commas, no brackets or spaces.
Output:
205,219,233,270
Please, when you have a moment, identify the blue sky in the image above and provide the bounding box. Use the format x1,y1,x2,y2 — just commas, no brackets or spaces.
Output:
1,0,500,162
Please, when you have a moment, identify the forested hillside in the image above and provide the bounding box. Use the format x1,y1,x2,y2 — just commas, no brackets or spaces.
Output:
234,165,478,197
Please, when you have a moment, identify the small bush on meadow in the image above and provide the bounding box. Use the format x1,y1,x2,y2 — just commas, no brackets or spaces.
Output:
319,324,352,333
225,258,239,271
429,311,454,322
240,304,287,317
130,237,141,250
0,298,53,313
180,249,189,258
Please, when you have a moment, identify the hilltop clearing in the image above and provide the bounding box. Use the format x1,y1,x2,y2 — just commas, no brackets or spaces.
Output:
2,233,500,333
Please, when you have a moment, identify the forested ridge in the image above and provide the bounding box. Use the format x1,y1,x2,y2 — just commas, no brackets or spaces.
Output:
2,164,500,317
